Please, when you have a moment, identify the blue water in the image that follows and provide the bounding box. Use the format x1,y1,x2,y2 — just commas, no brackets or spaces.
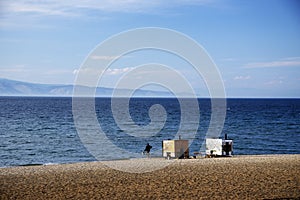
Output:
0,97,299,167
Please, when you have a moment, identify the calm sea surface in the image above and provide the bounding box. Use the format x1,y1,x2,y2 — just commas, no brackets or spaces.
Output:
0,97,299,167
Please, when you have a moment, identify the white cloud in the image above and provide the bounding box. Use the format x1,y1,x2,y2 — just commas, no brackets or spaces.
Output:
264,76,286,86
264,80,283,86
90,55,121,61
0,65,28,73
72,68,104,76
106,67,134,75
1,0,215,17
72,67,134,76
234,75,250,80
243,57,300,69
0,0,216,29
6,2,73,17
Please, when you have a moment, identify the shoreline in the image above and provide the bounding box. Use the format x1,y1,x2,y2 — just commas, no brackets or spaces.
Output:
1,154,300,199
1,154,298,169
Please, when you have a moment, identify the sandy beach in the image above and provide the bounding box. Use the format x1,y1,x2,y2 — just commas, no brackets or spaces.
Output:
1,154,299,199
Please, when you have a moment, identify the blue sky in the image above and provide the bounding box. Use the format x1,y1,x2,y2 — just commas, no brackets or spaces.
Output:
0,0,299,97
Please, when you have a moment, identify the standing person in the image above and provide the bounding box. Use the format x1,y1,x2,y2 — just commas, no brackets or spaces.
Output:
143,143,152,157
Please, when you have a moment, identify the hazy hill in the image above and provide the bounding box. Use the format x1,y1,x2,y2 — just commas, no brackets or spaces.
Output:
0,78,173,97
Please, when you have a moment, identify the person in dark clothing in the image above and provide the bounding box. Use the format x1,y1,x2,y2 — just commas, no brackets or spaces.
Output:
143,143,152,155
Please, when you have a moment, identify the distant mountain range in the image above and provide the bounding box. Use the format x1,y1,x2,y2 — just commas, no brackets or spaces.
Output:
0,78,174,97
1,78,298,98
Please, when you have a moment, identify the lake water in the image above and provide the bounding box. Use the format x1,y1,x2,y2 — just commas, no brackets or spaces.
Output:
0,97,299,167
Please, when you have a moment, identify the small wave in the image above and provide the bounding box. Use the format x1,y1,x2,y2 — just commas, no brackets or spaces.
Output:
44,162,59,166
18,163,44,167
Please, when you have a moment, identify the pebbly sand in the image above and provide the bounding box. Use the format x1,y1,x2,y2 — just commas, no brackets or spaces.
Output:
1,155,299,199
